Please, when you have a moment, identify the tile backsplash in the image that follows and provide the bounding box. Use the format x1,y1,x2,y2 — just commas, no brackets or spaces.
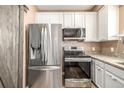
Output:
100,40,124,58
62,41,101,54
62,40,124,59
100,41,118,57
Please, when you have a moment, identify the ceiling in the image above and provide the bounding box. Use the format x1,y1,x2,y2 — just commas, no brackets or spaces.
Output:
36,5,95,11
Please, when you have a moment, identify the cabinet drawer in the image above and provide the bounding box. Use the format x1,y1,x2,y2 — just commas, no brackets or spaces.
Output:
105,64,124,80
95,60,104,68
105,71,124,88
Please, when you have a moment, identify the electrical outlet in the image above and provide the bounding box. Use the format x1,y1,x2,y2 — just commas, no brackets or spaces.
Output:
122,51,124,54
81,47,84,50
110,47,114,52
92,47,95,51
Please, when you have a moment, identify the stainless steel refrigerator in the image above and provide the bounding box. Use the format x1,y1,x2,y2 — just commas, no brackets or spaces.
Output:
28,24,62,88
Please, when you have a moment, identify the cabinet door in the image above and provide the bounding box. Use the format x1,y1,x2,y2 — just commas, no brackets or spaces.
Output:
98,6,119,41
35,12,50,24
35,12,63,25
105,71,124,88
85,12,97,41
50,12,63,24
98,7,108,41
74,12,85,28
108,6,119,40
95,65,104,88
63,12,74,28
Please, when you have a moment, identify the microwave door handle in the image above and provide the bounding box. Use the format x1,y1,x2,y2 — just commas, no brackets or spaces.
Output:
81,29,83,38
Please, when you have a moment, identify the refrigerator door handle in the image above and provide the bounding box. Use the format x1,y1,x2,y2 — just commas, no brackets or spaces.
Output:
41,26,45,65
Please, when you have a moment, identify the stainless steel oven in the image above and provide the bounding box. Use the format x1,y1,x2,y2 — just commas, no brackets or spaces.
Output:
63,46,92,88
63,28,85,41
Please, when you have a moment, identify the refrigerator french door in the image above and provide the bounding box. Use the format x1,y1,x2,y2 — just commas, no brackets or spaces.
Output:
28,24,62,88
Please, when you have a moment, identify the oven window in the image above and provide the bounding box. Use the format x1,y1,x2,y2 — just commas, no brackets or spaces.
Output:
64,62,90,79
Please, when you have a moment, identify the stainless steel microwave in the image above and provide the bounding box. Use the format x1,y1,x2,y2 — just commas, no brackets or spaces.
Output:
62,28,85,41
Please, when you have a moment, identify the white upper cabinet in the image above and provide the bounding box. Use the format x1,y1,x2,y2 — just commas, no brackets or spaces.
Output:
35,12,98,42
98,7,107,41
63,12,85,28
74,12,85,28
63,12,75,28
107,6,119,40
35,12,63,25
49,12,63,24
85,12,97,41
98,6,119,41
35,12,50,24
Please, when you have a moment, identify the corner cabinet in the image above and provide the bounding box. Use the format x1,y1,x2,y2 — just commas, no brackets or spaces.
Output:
98,6,119,41
85,12,97,42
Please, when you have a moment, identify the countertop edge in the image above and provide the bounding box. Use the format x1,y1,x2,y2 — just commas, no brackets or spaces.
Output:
88,54,124,71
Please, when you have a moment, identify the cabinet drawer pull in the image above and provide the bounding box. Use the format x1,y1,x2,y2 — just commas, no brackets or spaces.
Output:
111,77,117,81
108,74,112,78
107,72,117,81
97,68,101,70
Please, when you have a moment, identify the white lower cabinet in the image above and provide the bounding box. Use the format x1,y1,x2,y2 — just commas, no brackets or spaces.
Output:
95,65,104,88
93,58,124,88
105,71,124,88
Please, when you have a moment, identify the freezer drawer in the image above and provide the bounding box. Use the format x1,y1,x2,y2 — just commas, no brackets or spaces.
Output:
28,66,62,88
